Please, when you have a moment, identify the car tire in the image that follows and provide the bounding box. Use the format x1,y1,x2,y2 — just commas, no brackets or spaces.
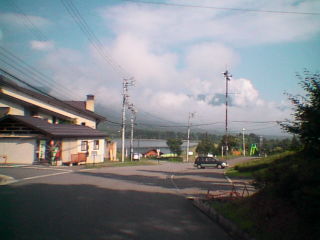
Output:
217,164,222,169
197,164,202,169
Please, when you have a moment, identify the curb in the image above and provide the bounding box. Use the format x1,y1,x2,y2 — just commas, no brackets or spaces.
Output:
0,174,16,185
192,198,255,240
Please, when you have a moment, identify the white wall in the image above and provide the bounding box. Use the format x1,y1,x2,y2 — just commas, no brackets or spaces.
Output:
61,138,105,164
61,139,78,163
0,138,36,164
0,98,25,115
1,86,97,128
77,138,105,163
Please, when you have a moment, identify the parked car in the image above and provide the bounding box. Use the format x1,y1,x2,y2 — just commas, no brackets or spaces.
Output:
194,157,228,169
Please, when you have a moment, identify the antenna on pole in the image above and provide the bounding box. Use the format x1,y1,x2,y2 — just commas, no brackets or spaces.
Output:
223,70,232,160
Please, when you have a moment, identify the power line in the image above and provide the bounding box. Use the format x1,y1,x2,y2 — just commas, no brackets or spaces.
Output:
122,0,320,16
0,47,81,100
0,67,62,100
8,0,48,41
61,0,130,79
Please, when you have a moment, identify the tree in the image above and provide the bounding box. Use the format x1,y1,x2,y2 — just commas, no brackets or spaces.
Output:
281,71,320,156
219,135,241,155
290,135,302,151
166,138,183,156
196,137,218,155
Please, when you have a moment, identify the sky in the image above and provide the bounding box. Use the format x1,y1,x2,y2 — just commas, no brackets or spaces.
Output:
0,0,319,136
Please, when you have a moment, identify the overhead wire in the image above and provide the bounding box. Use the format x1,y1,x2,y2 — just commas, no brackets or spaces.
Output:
61,0,130,79
0,67,62,100
1,2,94,101
122,0,320,16
0,47,82,100
8,0,48,41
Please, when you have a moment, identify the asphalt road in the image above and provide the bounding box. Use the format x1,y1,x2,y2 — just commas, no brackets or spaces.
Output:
0,160,251,240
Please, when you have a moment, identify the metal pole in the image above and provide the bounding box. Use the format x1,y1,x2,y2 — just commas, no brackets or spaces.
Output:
186,126,191,162
223,70,231,159
130,114,134,161
186,112,195,162
121,77,135,163
121,81,126,163
242,128,246,156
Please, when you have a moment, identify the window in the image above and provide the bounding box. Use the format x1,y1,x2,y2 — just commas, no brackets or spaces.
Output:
81,122,86,126
81,141,88,151
94,140,99,150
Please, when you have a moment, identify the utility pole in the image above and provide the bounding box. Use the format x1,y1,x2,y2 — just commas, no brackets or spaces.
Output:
186,112,195,162
223,70,232,159
128,104,137,162
121,77,135,163
242,128,246,156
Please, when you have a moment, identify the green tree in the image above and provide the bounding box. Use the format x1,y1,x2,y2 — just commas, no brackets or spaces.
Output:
290,135,302,151
166,138,183,156
281,71,320,156
196,137,218,155
219,135,241,154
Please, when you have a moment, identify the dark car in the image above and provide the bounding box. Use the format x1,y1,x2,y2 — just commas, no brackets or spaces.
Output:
194,157,228,169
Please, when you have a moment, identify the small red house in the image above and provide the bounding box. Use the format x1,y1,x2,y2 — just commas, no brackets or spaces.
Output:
143,149,163,158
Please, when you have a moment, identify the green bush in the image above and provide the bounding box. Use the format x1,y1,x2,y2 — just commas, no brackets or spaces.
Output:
253,151,320,235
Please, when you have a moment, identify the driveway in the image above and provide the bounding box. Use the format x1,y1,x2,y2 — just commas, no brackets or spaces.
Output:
0,162,235,240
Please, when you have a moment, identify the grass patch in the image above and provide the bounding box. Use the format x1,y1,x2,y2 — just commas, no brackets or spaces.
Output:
225,168,256,178
85,160,158,168
226,151,295,178
211,200,255,233
210,192,307,240
160,157,183,162
213,151,319,239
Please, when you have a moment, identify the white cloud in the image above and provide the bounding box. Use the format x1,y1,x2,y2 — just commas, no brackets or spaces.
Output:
229,78,263,107
0,13,51,28
100,0,320,46
33,0,311,135
30,40,54,51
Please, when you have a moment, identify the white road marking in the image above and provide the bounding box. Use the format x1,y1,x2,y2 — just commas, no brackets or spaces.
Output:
23,166,73,172
170,174,181,193
0,165,28,168
20,171,71,181
224,172,233,183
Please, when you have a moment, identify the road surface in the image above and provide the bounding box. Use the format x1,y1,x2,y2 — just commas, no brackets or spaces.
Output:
0,160,251,240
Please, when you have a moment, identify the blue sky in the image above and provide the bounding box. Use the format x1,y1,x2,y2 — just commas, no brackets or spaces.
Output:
0,0,319,135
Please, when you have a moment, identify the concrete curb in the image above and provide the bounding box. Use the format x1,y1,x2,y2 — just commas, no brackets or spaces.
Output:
0,174,16,185
192,198,255,240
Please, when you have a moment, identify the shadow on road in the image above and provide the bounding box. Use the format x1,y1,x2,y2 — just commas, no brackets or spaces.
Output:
77,171,232,192
0,183,230,240
136,169,226,179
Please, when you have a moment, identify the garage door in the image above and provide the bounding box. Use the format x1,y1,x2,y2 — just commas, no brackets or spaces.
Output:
0,138,36,164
